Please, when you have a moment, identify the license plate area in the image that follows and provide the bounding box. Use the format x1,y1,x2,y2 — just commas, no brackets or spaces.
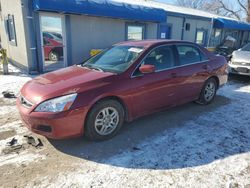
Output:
237,67,249,73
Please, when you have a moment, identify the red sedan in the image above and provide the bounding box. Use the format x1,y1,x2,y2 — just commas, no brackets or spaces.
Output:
17,40,228,141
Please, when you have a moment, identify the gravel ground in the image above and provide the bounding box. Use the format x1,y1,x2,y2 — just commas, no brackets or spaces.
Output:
0,65,249,188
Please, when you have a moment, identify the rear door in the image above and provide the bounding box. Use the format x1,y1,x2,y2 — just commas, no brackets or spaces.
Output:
174,44,211,103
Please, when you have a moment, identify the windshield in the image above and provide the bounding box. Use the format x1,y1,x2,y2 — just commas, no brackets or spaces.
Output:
220,36,237,48
241,43,250,51
82,45,144,73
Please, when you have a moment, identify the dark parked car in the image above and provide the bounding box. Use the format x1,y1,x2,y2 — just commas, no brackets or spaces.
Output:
215,36,237,60
17,40,228,141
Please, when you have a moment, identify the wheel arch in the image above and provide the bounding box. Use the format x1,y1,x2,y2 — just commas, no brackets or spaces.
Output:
85,95,129,125
208,76,220,89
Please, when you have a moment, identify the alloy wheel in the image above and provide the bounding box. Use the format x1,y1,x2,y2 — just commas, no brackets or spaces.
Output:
204,82,216,102
94,107,119,136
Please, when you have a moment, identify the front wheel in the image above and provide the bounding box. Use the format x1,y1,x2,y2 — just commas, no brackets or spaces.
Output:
49,51,60,61
196,78,217,105
85,100,124,141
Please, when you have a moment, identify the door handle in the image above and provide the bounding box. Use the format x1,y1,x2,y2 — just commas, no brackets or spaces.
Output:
171,73,177,78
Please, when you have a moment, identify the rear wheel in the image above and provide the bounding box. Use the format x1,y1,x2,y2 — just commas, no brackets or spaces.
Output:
196,78,217,105
85,100,124,141
49,51,59,61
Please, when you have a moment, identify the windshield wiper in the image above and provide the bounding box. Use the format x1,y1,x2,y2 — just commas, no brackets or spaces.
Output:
82,64,104,72
91,67,104,72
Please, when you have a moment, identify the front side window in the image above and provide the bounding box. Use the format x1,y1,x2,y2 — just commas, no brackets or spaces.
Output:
177,45,205,65
215,29,222,38
143,45,175,71
83,45,144,73
126,25,145,41
43,32,53,39
7,14,17,45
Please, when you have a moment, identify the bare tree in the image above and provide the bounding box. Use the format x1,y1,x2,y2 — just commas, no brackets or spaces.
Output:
247,0,250,22
175,0,250,22
217,0,246,20
175,0,204,9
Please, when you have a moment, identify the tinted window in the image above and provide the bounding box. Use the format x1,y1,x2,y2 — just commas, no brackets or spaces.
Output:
143,45,175,71
177,45,203,65
241,43,250,51
43,33,53,39
43,38,51,46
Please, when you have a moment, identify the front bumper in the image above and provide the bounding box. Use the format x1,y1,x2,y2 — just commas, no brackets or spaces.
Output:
17,98,88,139
228,63,250,76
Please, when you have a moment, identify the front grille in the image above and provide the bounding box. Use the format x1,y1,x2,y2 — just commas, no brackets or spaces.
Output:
20,95,33,108
232,61,250,66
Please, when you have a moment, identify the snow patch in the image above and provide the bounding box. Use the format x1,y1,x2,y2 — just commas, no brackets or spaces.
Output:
0,151,46,167
0,64,32,96
38,82,250,187
0,106,17,116
0,121,29,135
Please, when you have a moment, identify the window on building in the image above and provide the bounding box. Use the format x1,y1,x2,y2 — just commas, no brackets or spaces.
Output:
185,23,190,31
126,24,145,41
195,30,207,46
211,29,222,46
7,14,17,45
177,45,206,65
214,29,221,38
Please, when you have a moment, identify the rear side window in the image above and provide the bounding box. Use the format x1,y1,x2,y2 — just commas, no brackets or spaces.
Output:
177,45,207,66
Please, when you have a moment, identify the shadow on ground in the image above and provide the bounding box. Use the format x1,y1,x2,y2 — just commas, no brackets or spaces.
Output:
48,94,242,170
229,73,250,84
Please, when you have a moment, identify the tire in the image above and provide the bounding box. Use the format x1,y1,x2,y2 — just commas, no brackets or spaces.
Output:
196,78,218,105
85,100,125,141
49,51,59,61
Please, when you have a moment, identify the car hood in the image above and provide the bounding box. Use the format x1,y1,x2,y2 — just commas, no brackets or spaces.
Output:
21,65,115,104
232,51,250,62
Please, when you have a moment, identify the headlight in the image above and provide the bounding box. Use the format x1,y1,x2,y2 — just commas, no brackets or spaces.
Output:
35,93,77,112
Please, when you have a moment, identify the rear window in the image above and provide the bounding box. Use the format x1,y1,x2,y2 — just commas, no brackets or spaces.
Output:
176,45,208,65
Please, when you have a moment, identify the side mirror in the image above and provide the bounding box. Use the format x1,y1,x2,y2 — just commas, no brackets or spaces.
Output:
139,64,155,74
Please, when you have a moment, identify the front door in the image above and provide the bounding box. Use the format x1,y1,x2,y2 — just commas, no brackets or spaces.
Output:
40,13,67,72
130,45,180,117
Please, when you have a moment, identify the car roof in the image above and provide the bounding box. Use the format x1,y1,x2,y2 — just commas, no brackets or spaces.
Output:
116,39,197,48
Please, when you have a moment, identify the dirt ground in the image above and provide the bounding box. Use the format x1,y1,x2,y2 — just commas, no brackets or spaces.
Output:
0,66,249,188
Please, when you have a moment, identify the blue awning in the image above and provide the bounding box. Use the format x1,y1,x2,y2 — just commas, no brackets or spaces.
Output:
214,18,250,31
33,0,166,23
